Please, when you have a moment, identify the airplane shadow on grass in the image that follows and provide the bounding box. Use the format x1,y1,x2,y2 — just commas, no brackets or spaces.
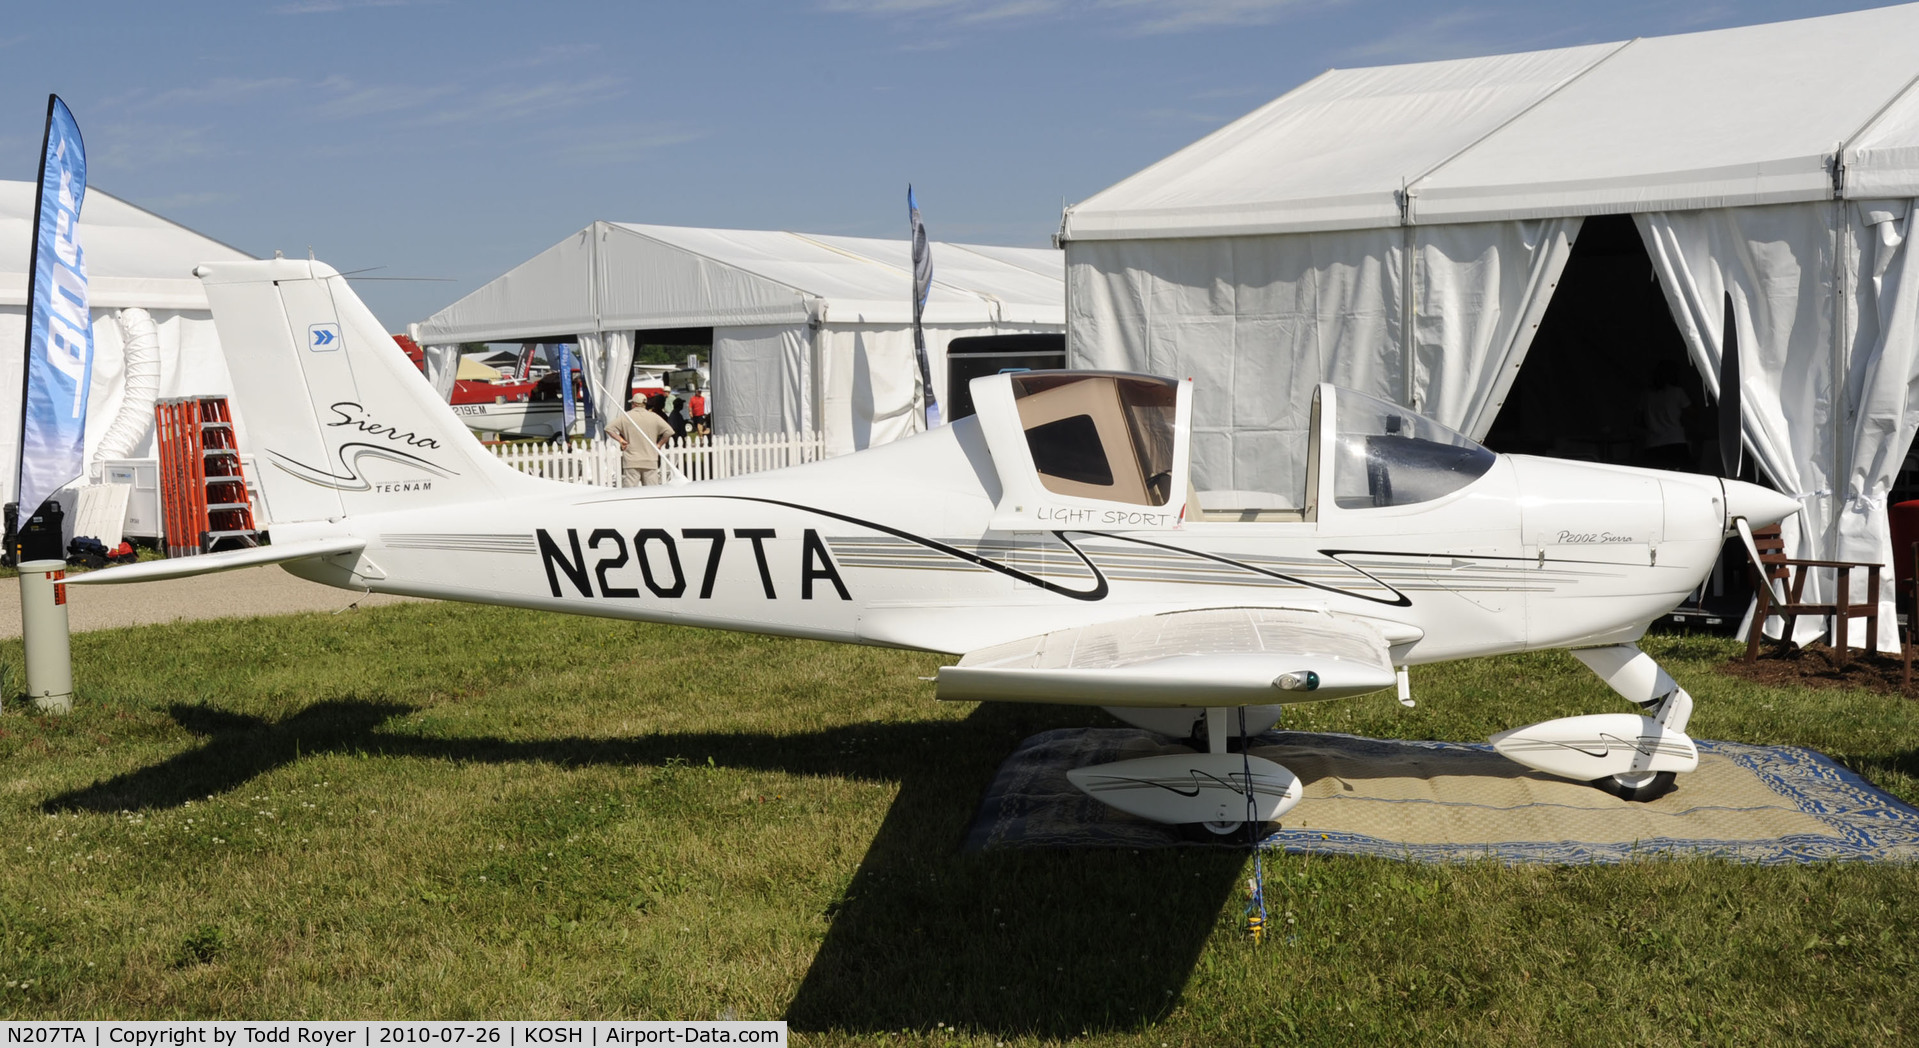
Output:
43,698,1247,1038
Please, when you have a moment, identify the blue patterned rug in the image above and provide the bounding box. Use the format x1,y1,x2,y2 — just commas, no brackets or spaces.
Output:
965,728,1919,864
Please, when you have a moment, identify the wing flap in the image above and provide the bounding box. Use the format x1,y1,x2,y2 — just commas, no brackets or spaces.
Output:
937,607,1396,707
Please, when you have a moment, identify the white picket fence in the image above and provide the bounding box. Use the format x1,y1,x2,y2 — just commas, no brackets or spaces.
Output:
485,431,827,487
486,437,622,486
663,431,829,482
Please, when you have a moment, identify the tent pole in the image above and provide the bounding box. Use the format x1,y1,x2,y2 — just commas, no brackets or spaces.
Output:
1830,193,1857,647
1401,222,1417,410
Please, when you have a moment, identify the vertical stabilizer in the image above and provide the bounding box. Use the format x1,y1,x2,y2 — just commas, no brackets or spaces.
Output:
198,259,536,524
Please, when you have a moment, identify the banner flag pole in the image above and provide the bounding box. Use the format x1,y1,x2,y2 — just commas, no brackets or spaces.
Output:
552,342,578,443
18,94,94,519
16,93,92,715
908,185,939,429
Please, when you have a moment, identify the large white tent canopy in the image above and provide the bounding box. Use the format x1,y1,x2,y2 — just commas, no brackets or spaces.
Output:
1060,3,1919,649
0,182,252,506
1062,5,1919,239
415,223,1064,454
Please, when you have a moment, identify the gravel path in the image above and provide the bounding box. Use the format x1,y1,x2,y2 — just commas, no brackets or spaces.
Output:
0,564,425,639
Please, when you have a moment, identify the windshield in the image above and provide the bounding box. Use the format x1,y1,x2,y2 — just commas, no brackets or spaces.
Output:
1332,389,1495,509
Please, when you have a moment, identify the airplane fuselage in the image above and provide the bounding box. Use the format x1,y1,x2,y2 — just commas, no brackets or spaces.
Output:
278,416,1729,670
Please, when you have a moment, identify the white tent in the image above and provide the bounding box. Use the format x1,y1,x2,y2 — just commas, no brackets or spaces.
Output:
414,223,1064,454
0,182,253,507
1059,3,1919,648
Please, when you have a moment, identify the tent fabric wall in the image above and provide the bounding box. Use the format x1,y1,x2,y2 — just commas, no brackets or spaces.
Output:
1055,5,1919,652
1414,219,1581,439
713,324,813,435
0,307,234,503
0,181,252,506
1067,219,1577,500
1839,199,1919,648
819,324,922,456
1634,204,1843,641
1635,199,1919,654
574,329,636,435
422,344,461,400
812,322,1056,456
1069,230,1402,501
418,223,1066,450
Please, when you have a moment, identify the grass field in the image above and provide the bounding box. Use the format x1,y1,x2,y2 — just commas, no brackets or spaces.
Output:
3,602,1918,1045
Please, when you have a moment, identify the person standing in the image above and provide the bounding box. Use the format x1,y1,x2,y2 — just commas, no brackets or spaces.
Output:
605,395,675,486
1636,362,1694,471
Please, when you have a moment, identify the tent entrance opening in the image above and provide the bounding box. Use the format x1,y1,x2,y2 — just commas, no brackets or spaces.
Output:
1481,214,1746,623
1482,215,1708,470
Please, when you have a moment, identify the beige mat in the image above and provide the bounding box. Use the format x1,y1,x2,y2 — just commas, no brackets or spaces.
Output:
966,729,1919,863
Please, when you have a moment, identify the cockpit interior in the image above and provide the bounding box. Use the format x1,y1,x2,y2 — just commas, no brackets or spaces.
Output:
985,372,1496,529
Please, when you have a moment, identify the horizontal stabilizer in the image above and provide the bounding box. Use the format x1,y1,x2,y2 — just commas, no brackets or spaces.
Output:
938,607,1396,708
1490,713,1698,782
66,537,366,586
1066,752,1303,825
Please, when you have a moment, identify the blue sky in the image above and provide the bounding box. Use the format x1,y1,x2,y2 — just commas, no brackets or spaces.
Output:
0,0,1887,328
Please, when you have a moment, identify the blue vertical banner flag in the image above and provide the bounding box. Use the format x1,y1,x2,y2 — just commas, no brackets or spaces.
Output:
553,343,577,441
908,185,940,429
17,95,94,516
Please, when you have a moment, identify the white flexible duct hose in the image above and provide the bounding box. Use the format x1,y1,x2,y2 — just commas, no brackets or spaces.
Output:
90,307,162,480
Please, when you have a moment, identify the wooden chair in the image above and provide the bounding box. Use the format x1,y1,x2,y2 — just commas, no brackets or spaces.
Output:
1890,501,1919,690
1742,524,1880,664
1895,537,1919,691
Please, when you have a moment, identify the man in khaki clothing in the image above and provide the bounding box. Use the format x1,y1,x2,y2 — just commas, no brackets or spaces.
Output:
605,395,675,486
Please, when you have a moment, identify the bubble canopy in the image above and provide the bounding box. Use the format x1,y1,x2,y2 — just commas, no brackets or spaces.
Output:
1329,387,1496,510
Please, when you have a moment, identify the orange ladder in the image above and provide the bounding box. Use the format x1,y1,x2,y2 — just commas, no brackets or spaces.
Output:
155,396,260,557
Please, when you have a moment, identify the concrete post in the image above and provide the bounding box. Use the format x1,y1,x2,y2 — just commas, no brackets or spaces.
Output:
18,559,73,714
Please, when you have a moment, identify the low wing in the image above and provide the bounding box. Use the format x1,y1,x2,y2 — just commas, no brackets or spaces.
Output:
935,607,1398,708
65,537,366,585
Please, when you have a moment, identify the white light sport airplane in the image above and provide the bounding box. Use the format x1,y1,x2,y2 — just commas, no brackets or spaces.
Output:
75,259,1800,837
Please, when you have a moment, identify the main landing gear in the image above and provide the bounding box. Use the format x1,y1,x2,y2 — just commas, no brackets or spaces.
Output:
1490,644,1697,801
1066,706,1301,840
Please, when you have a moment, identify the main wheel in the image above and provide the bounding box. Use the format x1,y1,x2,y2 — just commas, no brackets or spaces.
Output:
1178,820,1269,845
1593,770,1677,802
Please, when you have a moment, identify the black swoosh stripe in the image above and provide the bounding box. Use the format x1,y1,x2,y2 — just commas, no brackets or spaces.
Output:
634,493,1111,601
1098,533,1415,608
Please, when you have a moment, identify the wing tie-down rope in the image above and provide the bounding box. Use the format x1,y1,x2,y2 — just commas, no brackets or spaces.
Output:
1241,705,1269,945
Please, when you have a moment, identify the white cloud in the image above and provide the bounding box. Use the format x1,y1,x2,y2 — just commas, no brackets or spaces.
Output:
414,76,628,127
557,123,711,163
138,191,228,211
105,78,302,115
1099,0,1322,35
91,122,222,170
1137,104,1235,126
310,76,464,121
819,0,977,14
953,0,1068,25
822,0,1323,35
503,44,604,69
1335,7,1593,64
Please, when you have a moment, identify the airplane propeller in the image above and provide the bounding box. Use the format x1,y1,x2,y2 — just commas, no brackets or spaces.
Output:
1718,291,1742,478
1715,293,1792,605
